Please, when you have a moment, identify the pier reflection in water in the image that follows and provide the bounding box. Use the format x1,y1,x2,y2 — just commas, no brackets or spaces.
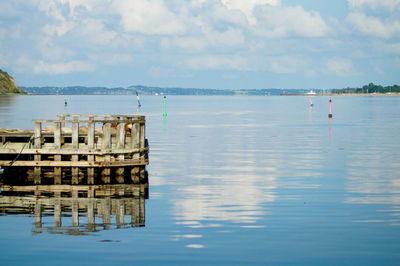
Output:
0,184,147,235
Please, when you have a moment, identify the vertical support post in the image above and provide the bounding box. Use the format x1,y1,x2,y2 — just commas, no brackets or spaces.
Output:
132,121,140,159
116,122,125,183
87,187,95,231
102,120,111,149
54,191,61,227
116,123,125,149
140,119,145,151
34,121,42,185
87,198,95,232
72,189,79,227
102,198,111,230
34,198,42,228
116,199,125,229
87,116,95,184
54,121,62,184
102,120,111,184
139,196,145,224
58,114,65,128
131,198,140,226
72,116,79,184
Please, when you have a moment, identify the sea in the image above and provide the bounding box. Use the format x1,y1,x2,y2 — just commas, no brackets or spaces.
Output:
0,94,400,265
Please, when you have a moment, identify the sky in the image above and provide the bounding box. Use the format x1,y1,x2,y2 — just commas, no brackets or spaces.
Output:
0,0,399,90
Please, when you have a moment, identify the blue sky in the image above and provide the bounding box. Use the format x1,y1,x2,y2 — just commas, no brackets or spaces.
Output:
0,0,399,89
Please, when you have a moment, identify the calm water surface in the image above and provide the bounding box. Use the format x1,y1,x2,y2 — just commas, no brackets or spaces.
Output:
0,95,400,265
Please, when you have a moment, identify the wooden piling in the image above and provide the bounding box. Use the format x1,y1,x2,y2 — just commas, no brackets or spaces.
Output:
34,122,42,185
54,192,61,227
87,116,95,184
72,189,79,227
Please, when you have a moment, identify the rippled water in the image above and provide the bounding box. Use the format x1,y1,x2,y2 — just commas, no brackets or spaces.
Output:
1,95,400,265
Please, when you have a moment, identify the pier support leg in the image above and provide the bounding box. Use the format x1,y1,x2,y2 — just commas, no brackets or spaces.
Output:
131,198,140,226
87,198,95,232
72,190,79,227
102,198,111,230
54,192,61,227
34,198,42,228
116,199,125,229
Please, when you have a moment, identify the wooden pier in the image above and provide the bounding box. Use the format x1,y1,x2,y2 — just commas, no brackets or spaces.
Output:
0,114,149,185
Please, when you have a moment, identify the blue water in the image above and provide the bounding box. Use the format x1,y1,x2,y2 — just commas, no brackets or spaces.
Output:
1,95,400,265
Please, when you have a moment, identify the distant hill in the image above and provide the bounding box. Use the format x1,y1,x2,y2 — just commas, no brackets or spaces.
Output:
21,86,129,95
22,85,316,96
0,70,25,94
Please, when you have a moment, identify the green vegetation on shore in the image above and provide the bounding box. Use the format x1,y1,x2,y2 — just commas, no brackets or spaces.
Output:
0,70,25,94
21,85,314,96
332,83,400,94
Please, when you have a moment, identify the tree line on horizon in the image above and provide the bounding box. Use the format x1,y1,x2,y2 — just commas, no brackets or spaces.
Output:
331,83,400,94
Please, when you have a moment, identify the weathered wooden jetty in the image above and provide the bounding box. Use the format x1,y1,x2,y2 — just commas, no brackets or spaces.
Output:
0,114,149,185
0,184,146,234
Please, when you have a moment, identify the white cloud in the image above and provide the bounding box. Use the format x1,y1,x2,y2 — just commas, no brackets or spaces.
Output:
78,18,118,45
384,43,400,54
114,0,186,35
221,0,281,24
268,56,306,74
254,5,330,38
186,55,249,70
348,0,400,10
163,27,245,51
89,53,133,65
347,13,400,39
326,57,357,76
0,27,5,40
34,60,95,74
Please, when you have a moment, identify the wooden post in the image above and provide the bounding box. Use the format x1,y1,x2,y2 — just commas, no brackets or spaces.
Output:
87,116,95,184
139,196,145,224
102,121,111,149
116,199,125,229
131,198,140,226
54,121,62,184
140,120,145,157
132,122,140,160
87,198,95,232
116,123,125,183
102,121,111,184
102,198,111,230
72,116,79,184
58,114,65,128
34,198,42,228
54,192,61,227
34,122,42,184
72,189,79,227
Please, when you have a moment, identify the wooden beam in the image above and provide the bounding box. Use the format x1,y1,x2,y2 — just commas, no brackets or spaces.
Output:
0,158,148,167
